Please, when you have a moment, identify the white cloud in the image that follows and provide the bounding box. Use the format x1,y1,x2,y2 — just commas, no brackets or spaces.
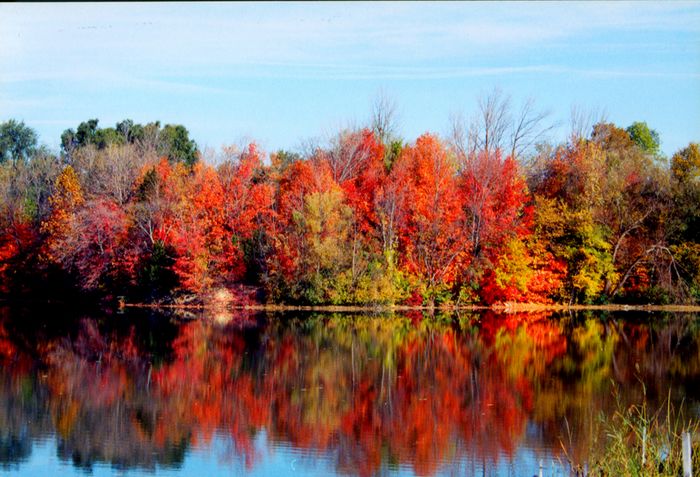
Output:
2,2,698,76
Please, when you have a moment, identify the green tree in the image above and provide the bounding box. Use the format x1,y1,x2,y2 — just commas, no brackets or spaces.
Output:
94,127,124,149
75,119,99,147
159,124,198,167
61,119,99,155
626,121,661,157
0,120,38,164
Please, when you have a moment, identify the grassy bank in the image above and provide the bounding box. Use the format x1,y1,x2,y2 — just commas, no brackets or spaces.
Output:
563,390,700,476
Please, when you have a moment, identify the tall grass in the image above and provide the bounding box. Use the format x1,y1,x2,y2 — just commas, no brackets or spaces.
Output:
564,385,699,476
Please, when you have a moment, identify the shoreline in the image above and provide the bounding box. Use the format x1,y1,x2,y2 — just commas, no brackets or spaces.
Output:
121,302,700,313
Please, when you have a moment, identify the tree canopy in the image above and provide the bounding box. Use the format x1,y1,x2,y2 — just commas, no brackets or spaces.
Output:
0,119,38,164
1,113,698,305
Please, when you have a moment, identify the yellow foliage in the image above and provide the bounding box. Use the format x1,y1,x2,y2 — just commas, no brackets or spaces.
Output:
40,165,84,262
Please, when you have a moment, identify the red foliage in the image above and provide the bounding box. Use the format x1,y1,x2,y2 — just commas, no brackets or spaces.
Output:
459,150,531,261
395,134,466,288
0,218,36,293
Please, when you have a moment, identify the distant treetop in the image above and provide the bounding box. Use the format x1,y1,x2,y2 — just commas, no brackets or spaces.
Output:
0,119,38,164
61,119,198,167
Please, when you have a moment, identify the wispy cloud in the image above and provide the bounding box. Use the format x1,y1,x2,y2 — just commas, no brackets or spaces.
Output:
2,2,698,75
0,2,697,157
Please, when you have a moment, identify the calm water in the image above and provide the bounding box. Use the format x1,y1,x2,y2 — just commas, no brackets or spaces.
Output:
1,307,699,476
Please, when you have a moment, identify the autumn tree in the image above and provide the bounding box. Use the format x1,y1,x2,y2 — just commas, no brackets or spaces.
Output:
457,147,561,304
128,160,185,297
0,148,61,294
394,134,465,303
57,199,132,290
322,127,380,184
38,165,132,292
216,143,274,286
268,158,350,303
41,165,85,263
529,123,685,303
669,143,700,300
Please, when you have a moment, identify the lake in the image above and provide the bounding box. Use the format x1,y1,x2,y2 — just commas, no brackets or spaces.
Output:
1,307,699,476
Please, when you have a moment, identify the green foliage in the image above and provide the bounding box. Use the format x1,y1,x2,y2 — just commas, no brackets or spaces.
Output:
670,143,700,245
422,282,454,307
355,250,410,305
62,119,119,152
270,150,302,173
116,119,146,143
76,119,99,146
456,281,480,305
61,119,198,166
566,220,616,303
384,139,403,170
137,241,178,299
670,243,700,300
347,257,405,305
626,121,661,157
159,124,198,167
136,168,158,202
291,189,353,304
0,119,38,164
94,127,125,149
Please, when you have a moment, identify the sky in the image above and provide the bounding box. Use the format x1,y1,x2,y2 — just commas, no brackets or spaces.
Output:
1,1,699,157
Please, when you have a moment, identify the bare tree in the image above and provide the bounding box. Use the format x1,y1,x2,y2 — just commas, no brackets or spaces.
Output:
450,88,554,164
69,143,149,205
449,111,469,167
510,97,555,161
324,128,374,183
472,87,512,157
569,104,608,142
370,89,399,146
297,136,322,161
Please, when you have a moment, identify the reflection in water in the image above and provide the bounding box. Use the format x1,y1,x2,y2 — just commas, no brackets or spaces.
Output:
0,308,699,476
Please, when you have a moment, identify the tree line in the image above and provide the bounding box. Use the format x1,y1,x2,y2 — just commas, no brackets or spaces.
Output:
1,93,699,305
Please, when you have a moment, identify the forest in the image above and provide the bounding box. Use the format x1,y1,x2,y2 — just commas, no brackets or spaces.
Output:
1,94,699,307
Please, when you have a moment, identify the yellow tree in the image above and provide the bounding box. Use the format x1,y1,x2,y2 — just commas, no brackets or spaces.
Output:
40,165,84,264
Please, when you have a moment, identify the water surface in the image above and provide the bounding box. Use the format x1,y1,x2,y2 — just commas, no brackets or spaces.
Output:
1,307,699,476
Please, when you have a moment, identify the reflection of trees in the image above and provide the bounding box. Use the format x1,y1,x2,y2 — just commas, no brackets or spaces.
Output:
44,320,190,471
150,312,572,476
0,372,51,470
0,313,189,472
0,312,53,469
0,310,699,475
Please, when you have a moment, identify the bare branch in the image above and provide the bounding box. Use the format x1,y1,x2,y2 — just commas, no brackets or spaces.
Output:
473,87,512,157
370,89,399,146
510,97,556,161
569,104,608,142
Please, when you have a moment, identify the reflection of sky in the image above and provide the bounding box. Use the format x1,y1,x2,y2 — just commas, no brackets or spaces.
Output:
0,430,568,476
1,2,699,157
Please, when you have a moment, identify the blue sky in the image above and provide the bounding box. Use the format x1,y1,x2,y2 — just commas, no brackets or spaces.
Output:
1,2,698,157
